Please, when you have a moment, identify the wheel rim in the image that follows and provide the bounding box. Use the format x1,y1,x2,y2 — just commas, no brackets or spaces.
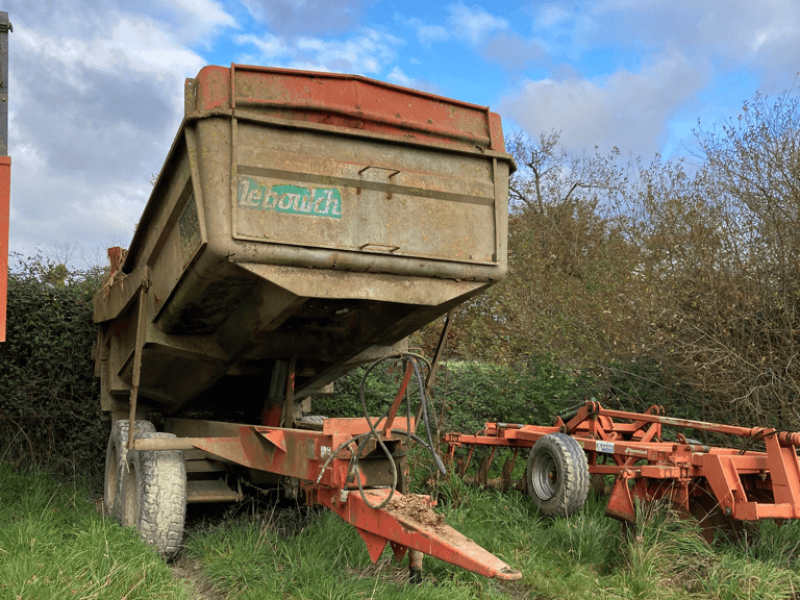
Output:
532,453,558,500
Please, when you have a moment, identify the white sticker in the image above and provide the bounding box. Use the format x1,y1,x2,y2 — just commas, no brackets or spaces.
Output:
596,441,615,454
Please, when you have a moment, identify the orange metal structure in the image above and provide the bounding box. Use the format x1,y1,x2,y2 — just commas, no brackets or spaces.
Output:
446,401,800,539
0,154,10,343
0,12,10,343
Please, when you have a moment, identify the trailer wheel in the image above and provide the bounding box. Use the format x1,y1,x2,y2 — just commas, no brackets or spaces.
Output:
525,433,589,517
104,420,156,521
121,432,187,560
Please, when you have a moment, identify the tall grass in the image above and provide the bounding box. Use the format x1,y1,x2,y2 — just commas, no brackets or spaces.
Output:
6,463,800,599
0,464,189,599
184,484,800,600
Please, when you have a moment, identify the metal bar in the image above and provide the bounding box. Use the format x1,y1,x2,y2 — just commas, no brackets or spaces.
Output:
127,287,148,449
427,310,454,392
283,356,298,428
134,437,227,451
382,362,414,436
597,406,773,439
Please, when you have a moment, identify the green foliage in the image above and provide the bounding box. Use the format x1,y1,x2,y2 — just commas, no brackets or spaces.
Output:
435,359,582,434
0,254,105,487
0,464,190,599
314,356,589,436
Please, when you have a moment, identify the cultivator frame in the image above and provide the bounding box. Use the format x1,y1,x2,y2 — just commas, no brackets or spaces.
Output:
445,401,800,538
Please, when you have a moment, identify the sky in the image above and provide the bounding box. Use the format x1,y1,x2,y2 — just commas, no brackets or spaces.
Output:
5,0,800,266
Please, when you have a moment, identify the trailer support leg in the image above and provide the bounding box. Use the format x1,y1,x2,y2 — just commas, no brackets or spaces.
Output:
409,549,423,584
283,356,298,429
127,286,148,449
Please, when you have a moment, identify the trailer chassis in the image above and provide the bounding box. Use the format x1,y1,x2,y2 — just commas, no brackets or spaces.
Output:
112,350,521,581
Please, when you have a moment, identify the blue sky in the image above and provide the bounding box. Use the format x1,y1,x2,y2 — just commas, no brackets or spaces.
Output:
6,0,800,264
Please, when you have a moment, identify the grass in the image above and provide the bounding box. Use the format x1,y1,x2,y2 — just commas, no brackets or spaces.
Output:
0,463,190,600
5,462,800,600
183,480,800,600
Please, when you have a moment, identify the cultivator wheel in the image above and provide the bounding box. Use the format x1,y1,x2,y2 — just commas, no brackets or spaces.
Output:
525,433,590,517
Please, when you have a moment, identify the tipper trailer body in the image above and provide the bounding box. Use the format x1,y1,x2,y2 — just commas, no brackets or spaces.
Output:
95,63,520,580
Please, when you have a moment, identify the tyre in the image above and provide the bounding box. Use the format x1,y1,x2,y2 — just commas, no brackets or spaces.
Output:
525,433,589,517
104,420,156,522
121,431,186,560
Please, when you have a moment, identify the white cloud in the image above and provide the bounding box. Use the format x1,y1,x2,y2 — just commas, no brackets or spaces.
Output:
169,0,236,28
402,17,450,45
235,33,293,62
580,0,800,67
156,0,237,46
500,50,709,157
237,28,404,76
447,2,508,46
240,0,366,35
481,31,545,71
7,2,223,263
537,5,571,29
387,67,415,88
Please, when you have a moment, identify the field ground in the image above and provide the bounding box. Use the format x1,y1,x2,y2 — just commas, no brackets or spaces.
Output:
3,463,800,599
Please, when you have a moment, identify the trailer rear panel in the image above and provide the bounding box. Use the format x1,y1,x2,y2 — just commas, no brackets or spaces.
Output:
94,64,513,419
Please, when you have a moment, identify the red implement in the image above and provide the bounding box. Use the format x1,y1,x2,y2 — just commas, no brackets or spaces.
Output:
446,401,800,539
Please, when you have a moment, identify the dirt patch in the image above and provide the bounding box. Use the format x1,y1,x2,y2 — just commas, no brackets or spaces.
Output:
384,495,446,531
172,555,227,600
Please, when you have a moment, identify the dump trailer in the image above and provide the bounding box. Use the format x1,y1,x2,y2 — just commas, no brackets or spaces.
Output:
94,64,519,580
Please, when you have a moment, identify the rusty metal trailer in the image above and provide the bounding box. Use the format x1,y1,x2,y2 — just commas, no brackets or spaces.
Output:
94,64,520,580
446,401,800,541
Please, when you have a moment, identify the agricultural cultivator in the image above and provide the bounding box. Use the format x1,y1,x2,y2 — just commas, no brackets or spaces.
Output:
95,64,520,580
445,401,800,541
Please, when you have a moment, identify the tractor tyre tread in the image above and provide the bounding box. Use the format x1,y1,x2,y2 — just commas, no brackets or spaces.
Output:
525,432,590,517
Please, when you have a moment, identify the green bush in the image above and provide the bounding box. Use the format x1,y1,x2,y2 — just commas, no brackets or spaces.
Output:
0,255,105,487
314,356,590,435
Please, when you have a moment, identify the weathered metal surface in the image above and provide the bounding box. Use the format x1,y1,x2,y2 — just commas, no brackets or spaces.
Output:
0,156,9,343
139,415,520,579
186,479,241,503
324,488,521,581
94,63,512,416
0,12,11,343
190,64,506,152
446,401,800,526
